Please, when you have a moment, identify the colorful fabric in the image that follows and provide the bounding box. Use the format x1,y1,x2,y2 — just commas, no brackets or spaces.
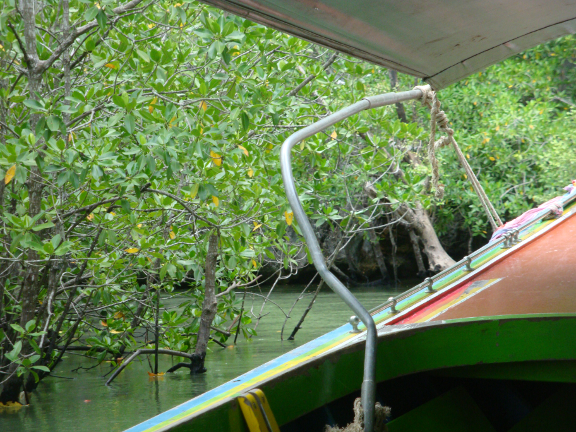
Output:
490,181,575,242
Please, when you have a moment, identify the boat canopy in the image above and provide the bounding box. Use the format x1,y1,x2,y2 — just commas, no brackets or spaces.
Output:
201,0,576,89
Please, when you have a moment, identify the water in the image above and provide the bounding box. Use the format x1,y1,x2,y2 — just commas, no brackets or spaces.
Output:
1,284,406,432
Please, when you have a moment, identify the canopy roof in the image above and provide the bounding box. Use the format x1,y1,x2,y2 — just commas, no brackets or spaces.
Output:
202,0,576,89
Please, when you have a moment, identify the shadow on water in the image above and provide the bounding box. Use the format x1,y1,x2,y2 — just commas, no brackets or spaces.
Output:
0,283,415,432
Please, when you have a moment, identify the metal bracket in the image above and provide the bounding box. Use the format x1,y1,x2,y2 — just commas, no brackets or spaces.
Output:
512,229,522,244
349,316,362,333
388,297,398,313
501,233,512,249
425,277,435,293
464,256,473,272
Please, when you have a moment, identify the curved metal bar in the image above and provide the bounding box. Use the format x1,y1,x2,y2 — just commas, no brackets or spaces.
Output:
280,89,422,432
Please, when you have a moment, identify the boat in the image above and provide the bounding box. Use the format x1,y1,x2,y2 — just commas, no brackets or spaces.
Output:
125,2,576,431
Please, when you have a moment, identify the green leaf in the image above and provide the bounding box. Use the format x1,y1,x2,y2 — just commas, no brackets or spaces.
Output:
112,95,125,108
23,99,46,112
32,365,51,373
124,114,135,134
46,116,62,132
96,9,108,29
84,6,99,21
32,221,55,231
10,324,25,334
5,340,22,361
136,50,150,63
241,112,250,131
25,320,36,332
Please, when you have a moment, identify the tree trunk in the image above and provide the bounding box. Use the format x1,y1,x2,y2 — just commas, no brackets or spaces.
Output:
404,202,456,271
365,183,455,272
367,228,390,283
0,0,45,404
408,229,427,277
192,232,219,373
388,69,408,123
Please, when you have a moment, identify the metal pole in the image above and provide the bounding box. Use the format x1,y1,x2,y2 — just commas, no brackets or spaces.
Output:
280,89,422,432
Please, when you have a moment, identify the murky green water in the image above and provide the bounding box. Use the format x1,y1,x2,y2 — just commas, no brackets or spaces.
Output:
1,284,407,432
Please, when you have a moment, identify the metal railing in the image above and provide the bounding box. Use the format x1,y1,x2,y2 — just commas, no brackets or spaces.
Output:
280,89,423,432
367,192,576,318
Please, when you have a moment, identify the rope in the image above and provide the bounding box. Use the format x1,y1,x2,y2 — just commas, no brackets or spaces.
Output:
414,85,503,231
325,398,390,432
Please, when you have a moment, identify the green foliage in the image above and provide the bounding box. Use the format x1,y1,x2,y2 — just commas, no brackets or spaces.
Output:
1,0,575,387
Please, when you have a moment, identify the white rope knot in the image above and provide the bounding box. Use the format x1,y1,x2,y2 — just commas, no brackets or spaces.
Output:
413,84,434,108
434,136,451,150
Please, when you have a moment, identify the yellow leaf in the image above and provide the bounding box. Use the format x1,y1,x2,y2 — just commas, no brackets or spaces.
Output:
169,231,175,239
482,138,490,144
4,165,16,185
210,150,222,166
101,320,108,327
105,63,116,69
247,168,254,177
529,124,534,129
199,101,208,111
466,154,470,159
252,259,257,268
87,213,94,221
253,221,262,231
473,101,477,105
137,223,142,228
190,183,199,199
284,211,294,226
238,145,249,156
110,329,122,334
114,311,124,319
300,140,305,151
489,156,496,161
330,131,337,139
212,196,219,207
148,105,154,113
148,23,155,29
110,212,116,216
125,248,139,253
148,372,165,377
495,125,500,131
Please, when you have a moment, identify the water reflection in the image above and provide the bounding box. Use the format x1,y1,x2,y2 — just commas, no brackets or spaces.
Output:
1,284,406,432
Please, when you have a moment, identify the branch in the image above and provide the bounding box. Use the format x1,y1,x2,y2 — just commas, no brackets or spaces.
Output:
142,186,216,228
215,275,261,298
289,53,338,97
6,21,29,66
553,96,576,107
105,348,195,385
66,104,106,127
61,197,120,219
37,0,148,75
